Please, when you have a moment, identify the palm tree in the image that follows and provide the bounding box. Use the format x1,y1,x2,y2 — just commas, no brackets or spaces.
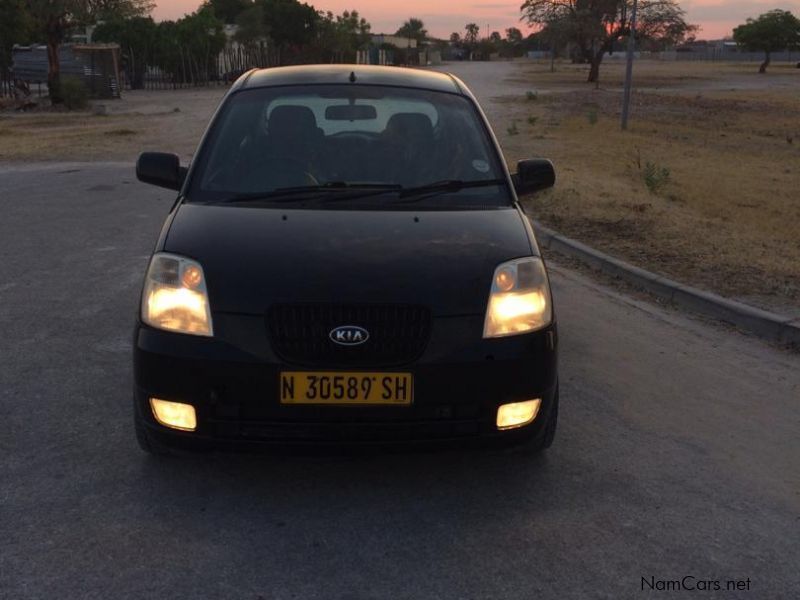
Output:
396,18,427,44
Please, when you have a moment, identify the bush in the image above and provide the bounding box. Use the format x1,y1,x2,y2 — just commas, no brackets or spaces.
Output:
507,121,520,136
60,77,89,110
643,161,671,193
526,90,538,101
587,109,598,125
527,115,538,126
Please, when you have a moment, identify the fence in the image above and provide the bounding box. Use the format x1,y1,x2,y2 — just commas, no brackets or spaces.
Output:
115,44,362,90
7,44,121,99
3,42,434,99
664,49,797,62
0,72,12,97
4,42,286,97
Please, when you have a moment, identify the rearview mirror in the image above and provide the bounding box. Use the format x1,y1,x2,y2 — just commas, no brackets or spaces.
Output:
512,159,556,196
136,152,186,191
325,104,378,121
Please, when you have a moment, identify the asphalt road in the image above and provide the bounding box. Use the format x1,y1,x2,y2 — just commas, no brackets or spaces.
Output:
1,163,799,599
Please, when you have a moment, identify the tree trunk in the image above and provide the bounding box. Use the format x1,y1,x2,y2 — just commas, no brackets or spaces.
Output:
46,28,62,104
587,42,611,84
759,51,770,74
588,54,601,83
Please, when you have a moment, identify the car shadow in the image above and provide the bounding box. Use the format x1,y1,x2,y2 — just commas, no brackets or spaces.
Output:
130,444,564,532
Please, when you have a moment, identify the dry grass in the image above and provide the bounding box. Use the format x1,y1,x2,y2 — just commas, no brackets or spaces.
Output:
0,113,153,161
495,60,800,312
0,87,226,163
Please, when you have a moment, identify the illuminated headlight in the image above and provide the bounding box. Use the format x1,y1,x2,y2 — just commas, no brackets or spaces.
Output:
141,253,213,336
150,398,197,431
497,399,541,429
483,257,552,338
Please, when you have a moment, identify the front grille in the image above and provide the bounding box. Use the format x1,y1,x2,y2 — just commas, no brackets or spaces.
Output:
267,304,431,367
209,419,481,442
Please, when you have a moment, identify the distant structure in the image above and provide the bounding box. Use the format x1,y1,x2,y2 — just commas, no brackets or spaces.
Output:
371,34,418,50
357,34,442,66
11,44,121,98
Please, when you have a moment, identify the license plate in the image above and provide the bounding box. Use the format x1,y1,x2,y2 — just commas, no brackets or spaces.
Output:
280,372,413,405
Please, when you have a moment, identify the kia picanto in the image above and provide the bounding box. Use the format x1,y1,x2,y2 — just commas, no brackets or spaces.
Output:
133,65,558,455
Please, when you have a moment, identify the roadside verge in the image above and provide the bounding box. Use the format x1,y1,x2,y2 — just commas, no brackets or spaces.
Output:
532,220,800,348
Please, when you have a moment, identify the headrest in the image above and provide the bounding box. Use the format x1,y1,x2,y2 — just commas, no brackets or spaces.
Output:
268,105,319,139
384,113,434,140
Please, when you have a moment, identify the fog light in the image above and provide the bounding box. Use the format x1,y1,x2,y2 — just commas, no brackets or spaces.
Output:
150,398,197,431
496,399,541,430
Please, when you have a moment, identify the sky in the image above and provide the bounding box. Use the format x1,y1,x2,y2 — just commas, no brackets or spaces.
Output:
152,0,800,40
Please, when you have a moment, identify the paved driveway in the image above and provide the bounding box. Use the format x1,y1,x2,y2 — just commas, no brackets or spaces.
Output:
1,164,798,599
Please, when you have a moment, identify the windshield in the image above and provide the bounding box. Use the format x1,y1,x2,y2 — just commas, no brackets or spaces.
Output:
188,84,511,207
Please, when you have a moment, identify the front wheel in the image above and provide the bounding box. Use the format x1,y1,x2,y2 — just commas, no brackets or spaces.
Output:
134,406,174,457
522,386,559,454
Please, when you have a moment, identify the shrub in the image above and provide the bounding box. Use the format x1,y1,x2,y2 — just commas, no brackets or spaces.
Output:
61,77,89,110
526,90,538,101
587,109,598,125
643,161,671,193
527,115,538,126
507,121,520,136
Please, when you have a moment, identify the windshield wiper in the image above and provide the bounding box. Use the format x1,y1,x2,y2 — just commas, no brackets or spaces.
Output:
388,179,507,204
218,180,504,205
221,182,402,204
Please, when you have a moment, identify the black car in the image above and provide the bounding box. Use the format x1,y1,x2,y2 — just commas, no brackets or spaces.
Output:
133,65,558,454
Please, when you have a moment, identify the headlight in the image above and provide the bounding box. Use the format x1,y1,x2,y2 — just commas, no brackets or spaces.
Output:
141,253,213,336
483,257,552,338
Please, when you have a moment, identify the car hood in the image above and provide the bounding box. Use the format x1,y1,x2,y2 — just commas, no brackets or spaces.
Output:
164,204,534,316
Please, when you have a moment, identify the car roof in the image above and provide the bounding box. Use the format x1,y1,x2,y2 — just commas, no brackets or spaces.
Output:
235,64,465,95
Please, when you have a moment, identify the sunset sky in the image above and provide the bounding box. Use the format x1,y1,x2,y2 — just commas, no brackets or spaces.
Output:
152,0,800,40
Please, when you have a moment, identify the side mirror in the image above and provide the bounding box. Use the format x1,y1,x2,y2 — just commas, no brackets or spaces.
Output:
136,152,186,191
512,159,556,196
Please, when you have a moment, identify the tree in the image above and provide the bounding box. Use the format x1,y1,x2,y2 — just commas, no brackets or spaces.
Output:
733,9,800,73
521,0,696,82
537,16,574,71
176,5,225,83
506,27,523,46
25,0,153,102
234,3,267,46
0,0,34,79
206,0,251,24
336,9,371,49
396,17,427,44
316,9,370,61
464,23,480,46
93,15,157,89
260,0,319,51
449,32,461,45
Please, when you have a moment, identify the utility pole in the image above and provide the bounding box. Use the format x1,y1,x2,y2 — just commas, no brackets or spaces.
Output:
621,0,638,131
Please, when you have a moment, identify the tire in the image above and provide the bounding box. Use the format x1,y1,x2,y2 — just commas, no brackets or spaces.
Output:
134,408,174,456
522,386,559,454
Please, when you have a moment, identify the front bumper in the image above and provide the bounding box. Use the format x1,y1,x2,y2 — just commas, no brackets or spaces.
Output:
133,313,558,449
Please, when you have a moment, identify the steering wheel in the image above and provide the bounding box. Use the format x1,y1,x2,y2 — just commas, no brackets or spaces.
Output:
269,156,318,186
242,155,319,189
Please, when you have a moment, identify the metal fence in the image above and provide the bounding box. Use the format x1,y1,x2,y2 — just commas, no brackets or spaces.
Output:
0,72,12,97
3,42,283,97
8,44,121,98
667,49,797,62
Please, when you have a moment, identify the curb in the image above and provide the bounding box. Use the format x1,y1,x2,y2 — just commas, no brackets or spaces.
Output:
531,220,800,347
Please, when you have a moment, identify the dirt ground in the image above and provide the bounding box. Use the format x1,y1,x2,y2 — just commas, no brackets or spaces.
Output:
0,87,227,163
482,60,800,314
1,59,798,313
